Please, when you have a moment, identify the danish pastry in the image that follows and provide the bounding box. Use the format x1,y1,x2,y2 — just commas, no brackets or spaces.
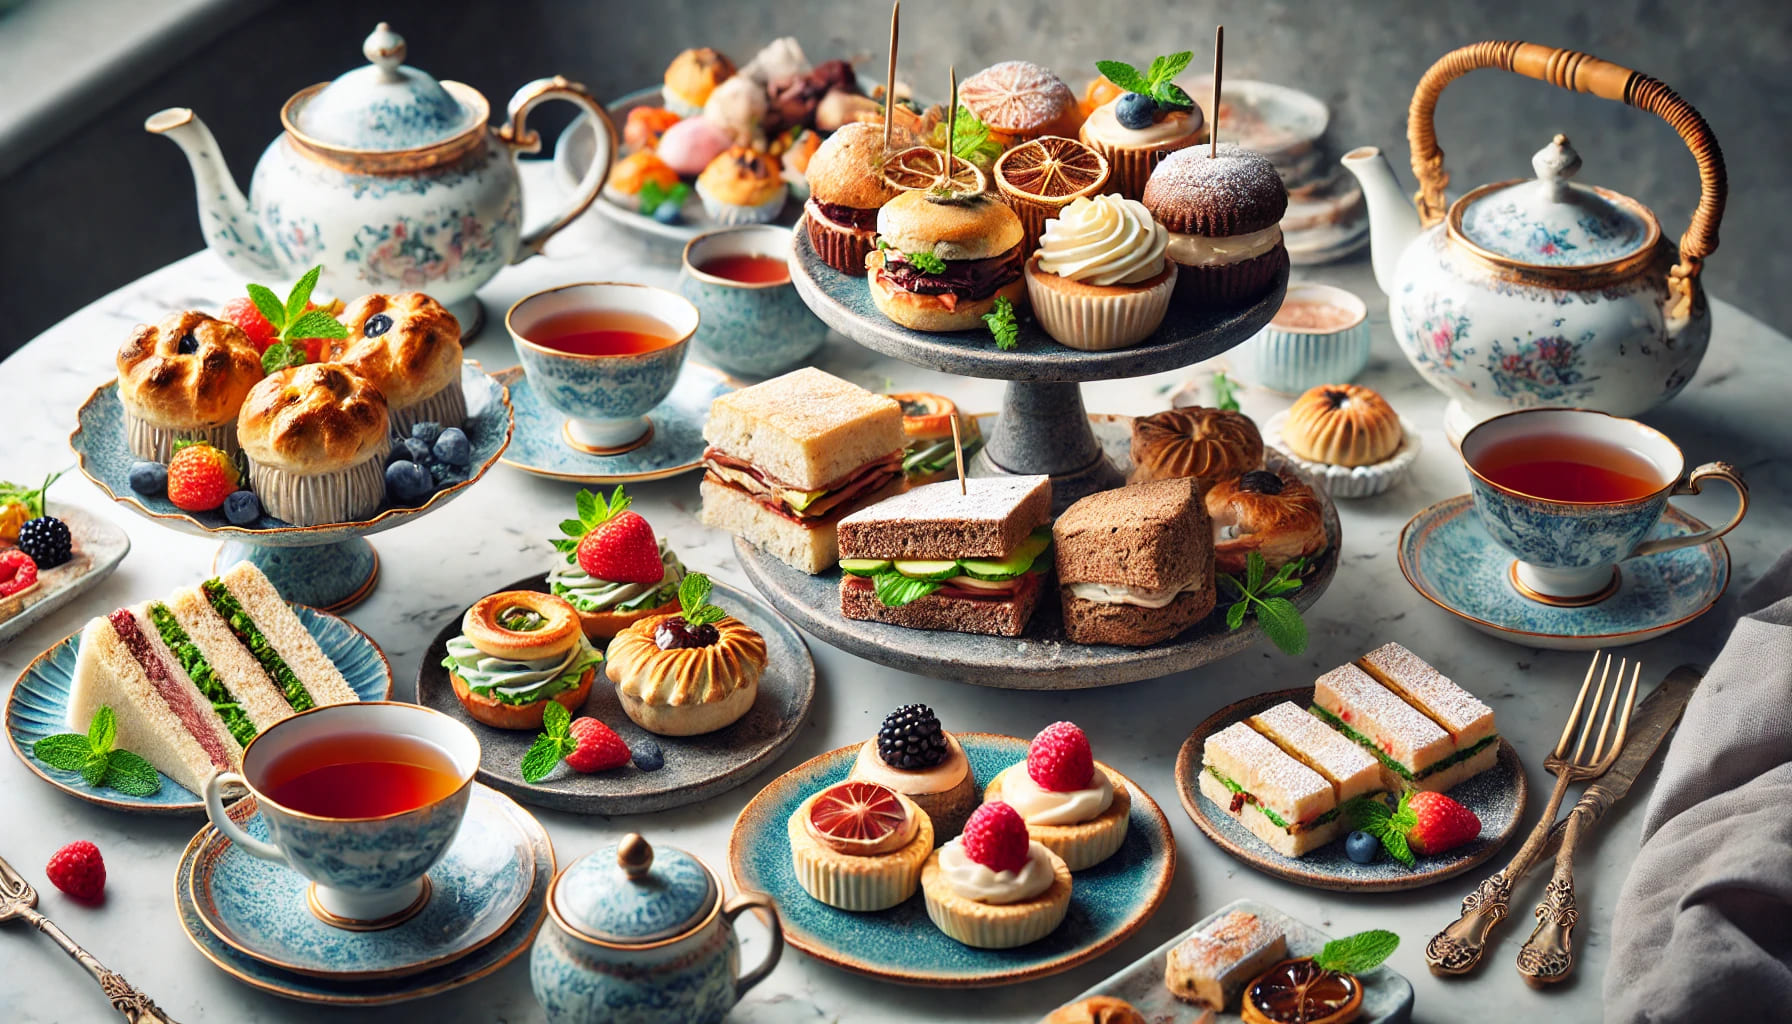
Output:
1205,469,1327,575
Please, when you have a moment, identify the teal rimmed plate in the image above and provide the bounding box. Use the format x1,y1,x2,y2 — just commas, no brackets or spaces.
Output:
492,364,734,484
174,784,553,1005
727,733,1175,988
5,604,392,813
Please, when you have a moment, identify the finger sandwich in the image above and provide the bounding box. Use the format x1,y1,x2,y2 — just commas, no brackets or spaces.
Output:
1311,644,1497,794
1200,713,1373,858
1053,478,1216,647
1164,908,1288,1011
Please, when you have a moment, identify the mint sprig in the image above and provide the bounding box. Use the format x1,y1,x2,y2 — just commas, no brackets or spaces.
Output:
1219,552,1309,655
1313,928,1401,974
677,572,728,627
0,469,63,520
1344,790,1418,867
32,705,162,796
904,251,948,275
638,179,691,217
1096,51,1195,110
1213,369,1241,412
982,295,1019,351
520,701,576,783
930,105,1001,167
247,265,348,373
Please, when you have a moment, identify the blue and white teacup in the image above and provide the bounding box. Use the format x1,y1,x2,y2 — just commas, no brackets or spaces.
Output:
508,282,699,453
201,702,480,926
1461,408,1747,605
1246,282,1371,394
680,225,827,379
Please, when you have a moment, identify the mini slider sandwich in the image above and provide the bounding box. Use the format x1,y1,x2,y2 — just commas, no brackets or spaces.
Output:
867,191,1028,333
1200,698,1384,858
1311,643,1498,794
835,475,1053,638
700,367,907,575
889,392,983,486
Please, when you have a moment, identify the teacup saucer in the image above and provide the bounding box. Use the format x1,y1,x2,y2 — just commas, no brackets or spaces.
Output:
185,784,546,981
1398,495,1729,650
494,363,735,484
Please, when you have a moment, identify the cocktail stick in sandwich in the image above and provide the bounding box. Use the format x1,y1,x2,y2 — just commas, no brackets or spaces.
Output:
1053,478,1215,647
836,475,1053,638
700,367,907,574
867,191,1029,333
889,392,983,486
1311,643,1498,794
1200,709,1377,858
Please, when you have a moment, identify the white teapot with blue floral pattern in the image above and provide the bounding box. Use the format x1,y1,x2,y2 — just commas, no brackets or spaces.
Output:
147,22,616,334
1341,41,1726,442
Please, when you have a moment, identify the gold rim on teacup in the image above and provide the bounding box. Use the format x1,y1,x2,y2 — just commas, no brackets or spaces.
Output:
505,281,700,363
681,225,796,291
1458,406,1684,507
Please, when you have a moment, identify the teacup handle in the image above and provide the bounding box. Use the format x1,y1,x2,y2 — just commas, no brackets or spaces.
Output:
1629,461,1748,558
498,75,618,261
723,891,783,1000
202,771,288,865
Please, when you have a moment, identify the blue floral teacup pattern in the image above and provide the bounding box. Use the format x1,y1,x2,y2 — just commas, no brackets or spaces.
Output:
681,226,826,379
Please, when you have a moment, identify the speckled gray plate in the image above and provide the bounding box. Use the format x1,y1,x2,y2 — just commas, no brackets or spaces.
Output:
736,427,1340,689
416,573,814,815
1052,897,1414,1023
0,503,129,647
1175,688,1528,892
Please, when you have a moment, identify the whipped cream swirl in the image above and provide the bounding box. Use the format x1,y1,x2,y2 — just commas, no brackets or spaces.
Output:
1037,194,1168,286
442,634,597,701
938,837,1056,905
997,762,1114,826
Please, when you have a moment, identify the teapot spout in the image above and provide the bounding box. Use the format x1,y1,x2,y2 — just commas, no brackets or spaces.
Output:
1341,146,1421,297
145,108,277,278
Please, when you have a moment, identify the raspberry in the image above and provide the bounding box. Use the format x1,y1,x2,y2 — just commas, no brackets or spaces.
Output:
564,718,631,772
1026,721,1094,792
166,443,241,512
960,802,1030,874
45,841,106,903
1406,791,1482,856
576,510,664,584
220,297,276,353
0,549,37,597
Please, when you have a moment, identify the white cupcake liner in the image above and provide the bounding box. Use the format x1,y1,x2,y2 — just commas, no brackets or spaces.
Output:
247,443,390,526
1264,411,1422,499
921,875,1070,949
1026,262,1177,352
389,380,466,436
661,90,702,118
125,412,237,463
786,810,930,912
695,181,787,225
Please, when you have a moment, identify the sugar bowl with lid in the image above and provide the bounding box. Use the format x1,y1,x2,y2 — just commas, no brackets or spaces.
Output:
531,833,782,1024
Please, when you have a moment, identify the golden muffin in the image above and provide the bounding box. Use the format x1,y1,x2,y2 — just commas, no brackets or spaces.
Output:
336,292,464,433
116,311,264,461
237,363,390,526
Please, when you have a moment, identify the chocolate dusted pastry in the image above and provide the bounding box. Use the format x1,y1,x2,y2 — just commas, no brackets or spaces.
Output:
1143,143,1290,306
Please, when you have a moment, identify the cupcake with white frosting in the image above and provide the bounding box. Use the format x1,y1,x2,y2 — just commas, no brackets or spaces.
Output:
920,801,1072,948
983,721,1132,870
1023,193,1178,351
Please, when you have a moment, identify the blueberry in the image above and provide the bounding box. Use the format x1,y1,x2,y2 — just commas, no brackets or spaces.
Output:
410,420,443,446
386,442,412,467
433,427,470,467
176,331,199,354
631,738,665,772
1115,91,1158,130
363,313,393,338
402,437,433,465
128,461,167,496
1345,830,1380,865
385,461,434,505
427,461,468,487
651,200,684,225
223,490,262,525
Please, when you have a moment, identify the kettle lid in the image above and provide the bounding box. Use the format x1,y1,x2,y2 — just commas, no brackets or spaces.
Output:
1454,135,1658,268
290,23,482,151
549,833,719,946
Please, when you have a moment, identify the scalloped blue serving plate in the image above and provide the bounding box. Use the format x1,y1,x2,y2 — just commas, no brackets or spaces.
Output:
5,604,392,813
727,733,1175,988
492,363,734,484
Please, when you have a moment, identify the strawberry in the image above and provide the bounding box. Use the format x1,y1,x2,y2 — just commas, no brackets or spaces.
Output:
1026,721,1095,792
45,841,106,903
166,443,241,512
563,486,665,585
961,801,1030,873
563,718,631,772
220,296,277,353
1405,791,1481,856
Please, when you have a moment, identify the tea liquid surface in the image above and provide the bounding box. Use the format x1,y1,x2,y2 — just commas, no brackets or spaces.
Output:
696,253,791,285
260,732,461,818
1472,432,1664,502
525,309,678,356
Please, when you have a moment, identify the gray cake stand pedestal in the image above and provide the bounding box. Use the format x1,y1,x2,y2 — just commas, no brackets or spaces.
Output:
788,226,1287,510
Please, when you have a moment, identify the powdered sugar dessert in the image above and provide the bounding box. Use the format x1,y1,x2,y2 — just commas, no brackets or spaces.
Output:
1024,193,1177,351
983,721,1131,870
1142,144,1289,306
1164,909,1288,1010
959,61,1083,147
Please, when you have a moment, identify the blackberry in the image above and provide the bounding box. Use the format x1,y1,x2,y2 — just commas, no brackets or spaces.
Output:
876,704,948,769
17,516,71,569
655,620,718,650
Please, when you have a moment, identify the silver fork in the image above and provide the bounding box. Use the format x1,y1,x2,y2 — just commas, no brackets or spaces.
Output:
1425,652,1639,977
0,850,179,1022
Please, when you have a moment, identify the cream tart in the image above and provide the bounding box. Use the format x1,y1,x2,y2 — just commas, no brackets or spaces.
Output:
788,781,933,911
921,801,1072,949
442,590,603,730
603,572,766,736
848,704,978,842
984,721,1131,870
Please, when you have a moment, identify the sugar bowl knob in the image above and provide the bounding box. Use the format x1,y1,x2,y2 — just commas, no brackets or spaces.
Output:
363,22,406,81
618,833,653,879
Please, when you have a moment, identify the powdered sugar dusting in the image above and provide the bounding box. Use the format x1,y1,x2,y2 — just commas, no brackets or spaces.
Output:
1169,910,1283,976
960,61,1075,131
837,475,1051,527
1205,721,1327,810
1143,143,1285,231
1315,664,1449,754
1358,643,1495,738
1250,701,1378,778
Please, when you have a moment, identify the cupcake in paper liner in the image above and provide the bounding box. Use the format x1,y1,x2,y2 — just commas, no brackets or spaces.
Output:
115,310,264,462
1079,94,1204,200
786,786,933,912
1024,193,1176,351
337,292,466,434
1142,144,1290,308
697,146,788,225
237,364,392,527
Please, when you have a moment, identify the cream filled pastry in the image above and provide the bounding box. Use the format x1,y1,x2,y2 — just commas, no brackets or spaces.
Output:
848,703,979,841
921,802,1072,948
984,721,1132,870
1165,223,1285,267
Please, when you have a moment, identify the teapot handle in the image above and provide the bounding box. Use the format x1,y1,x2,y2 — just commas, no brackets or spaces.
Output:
498,75,618,261
722,891,782,1000
1406,41,1725,318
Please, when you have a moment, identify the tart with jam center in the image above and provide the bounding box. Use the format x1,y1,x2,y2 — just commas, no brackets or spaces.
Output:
788,780,933,911
604,572,766,736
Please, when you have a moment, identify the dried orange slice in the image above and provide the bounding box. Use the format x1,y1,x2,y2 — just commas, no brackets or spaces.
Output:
880,145,987,197
1241,958,1364,1024
995,136,1109,204
807,782,910,855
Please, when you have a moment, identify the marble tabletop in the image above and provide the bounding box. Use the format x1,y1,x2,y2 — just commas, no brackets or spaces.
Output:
2,162,1788,1024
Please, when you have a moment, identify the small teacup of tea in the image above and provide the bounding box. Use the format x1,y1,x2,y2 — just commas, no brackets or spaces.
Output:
1246,283,1371,394
680,225,826,379
201,702,480,926
1460,408,1747,605
508,282,700,454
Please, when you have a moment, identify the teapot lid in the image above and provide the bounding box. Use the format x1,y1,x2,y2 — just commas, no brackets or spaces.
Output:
550,834,718,946
1453,135,1658,268
291,23,482,151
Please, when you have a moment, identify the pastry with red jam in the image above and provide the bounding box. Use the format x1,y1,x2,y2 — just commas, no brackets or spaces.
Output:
603,572,766,736
848,703,978,841
788,780,933,911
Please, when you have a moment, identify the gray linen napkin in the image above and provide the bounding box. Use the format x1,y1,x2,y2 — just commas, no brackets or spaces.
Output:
1605,549,1792,1021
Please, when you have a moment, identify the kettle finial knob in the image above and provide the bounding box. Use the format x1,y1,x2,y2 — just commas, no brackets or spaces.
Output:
364,23,406,82
1533,134,1582,197
618,833,653,879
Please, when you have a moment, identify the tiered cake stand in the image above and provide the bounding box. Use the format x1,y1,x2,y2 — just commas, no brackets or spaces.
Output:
736,230,1334,689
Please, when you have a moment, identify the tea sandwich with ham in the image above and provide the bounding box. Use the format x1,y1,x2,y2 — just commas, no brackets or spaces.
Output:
66,562,359,795
699,367,907,574
836,475,1053,638
1312,643,1498,794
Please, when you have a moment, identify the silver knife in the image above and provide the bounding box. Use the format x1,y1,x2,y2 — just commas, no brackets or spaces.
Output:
1535,664,1702,861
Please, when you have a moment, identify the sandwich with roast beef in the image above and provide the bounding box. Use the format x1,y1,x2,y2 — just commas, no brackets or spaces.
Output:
804,122,903,276
835,474,1052,637
866,190,1028,333
700,367,907,575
